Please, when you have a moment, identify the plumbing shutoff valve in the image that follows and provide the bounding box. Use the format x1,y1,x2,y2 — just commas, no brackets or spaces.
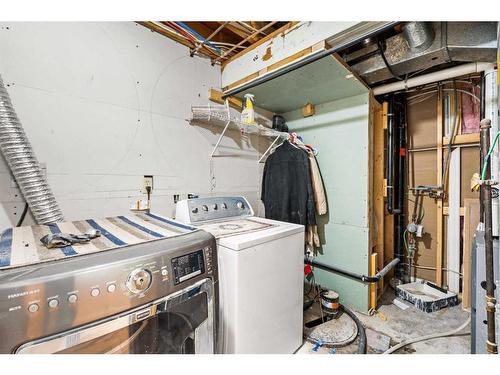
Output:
407,223,424,237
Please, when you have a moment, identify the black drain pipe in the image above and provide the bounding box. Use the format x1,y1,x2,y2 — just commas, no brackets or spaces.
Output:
479,119,498,354
304,257,400,283
394,98,407,281
385,94,406,280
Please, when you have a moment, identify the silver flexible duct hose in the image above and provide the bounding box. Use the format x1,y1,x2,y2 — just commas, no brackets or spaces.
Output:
0,75,64,224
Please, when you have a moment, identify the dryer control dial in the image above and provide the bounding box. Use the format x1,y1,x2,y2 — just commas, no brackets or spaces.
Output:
126,268,152,294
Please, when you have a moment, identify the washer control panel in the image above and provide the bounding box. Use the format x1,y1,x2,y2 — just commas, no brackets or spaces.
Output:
175,196,254,224
126,268,153,294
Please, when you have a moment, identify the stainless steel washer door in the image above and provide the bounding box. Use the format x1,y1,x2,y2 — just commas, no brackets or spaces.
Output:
15,279,216,354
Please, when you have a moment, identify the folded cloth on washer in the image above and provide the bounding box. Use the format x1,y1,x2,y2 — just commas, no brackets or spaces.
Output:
40,230,101,249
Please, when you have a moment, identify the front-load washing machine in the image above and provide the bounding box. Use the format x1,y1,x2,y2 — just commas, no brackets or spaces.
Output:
175,196,304,354
0,213,218,354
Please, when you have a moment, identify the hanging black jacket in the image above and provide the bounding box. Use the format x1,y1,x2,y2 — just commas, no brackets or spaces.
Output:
261,140,316,226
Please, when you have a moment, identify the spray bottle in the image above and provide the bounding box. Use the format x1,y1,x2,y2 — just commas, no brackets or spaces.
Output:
241,93,256,125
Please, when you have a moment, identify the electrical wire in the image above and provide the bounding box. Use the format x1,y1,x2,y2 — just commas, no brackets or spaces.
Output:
383,316,471,354
441,81,459,188
398,263,463,276
407,89,480,106
377,39,404,81
157,22,222,59
480,131,500,180
16,202,29,227
403,229,409,255
174,21,222,53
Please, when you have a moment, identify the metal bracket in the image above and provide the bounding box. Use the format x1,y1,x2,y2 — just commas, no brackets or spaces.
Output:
210,100,232,158
258,135,282,163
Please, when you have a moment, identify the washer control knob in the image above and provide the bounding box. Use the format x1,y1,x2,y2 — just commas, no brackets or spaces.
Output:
91,288,100,297
221,203,227,209
107,284,116,293
202,205,208,212
126,268,152,294
191,207,199,214
236,201,244,209
48,298,59,309
68,294,78,304
28,303,39,313
212,204,218,210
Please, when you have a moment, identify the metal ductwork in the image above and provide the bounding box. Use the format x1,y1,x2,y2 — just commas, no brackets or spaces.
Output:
345,22,498,85
0,75,64,224
402,22,434,52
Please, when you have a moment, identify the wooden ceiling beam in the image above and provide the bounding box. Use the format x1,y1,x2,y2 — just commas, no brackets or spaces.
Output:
137,21,223,61
221,21,300,68
213,21,279,64
239,21,269,37
223,22,260,44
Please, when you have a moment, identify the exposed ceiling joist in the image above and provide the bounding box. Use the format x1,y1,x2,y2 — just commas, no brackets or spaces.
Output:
137,21,290,65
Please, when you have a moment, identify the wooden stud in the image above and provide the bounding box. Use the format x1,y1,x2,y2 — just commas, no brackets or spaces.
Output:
221,22,301,69
443,133,480,145
222,42,326,93
369,252,378,310
373,99,386,294
462,198,480,309
436,87,444,287
382,102,388,129
224,23,260,44
208,88,243,109
137,22,220,60
302,103,315,117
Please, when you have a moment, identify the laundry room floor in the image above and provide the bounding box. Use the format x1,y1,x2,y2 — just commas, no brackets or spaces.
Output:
298,289,471,354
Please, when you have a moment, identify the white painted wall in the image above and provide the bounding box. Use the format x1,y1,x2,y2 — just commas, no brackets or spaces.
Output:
0,22,263,230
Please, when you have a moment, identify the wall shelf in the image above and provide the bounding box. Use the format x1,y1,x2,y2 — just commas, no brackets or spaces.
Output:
188,100,288,161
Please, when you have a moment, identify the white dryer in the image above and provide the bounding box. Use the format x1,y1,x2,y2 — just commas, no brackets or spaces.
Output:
175,196,304,354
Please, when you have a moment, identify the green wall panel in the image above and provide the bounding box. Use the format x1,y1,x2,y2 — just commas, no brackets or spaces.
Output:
284,93,371,312
236,56,368,113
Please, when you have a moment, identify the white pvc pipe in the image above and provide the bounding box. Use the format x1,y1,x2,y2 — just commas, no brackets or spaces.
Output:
372,62,495,96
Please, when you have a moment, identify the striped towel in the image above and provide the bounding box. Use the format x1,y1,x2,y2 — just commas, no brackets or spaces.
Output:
0,212,196,270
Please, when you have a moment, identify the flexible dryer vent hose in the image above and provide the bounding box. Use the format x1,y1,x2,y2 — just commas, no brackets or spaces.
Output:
0,76,64,224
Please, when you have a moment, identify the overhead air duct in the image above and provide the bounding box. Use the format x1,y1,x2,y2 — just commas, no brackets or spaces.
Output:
0,75,64,224
402,22,434,52
347,22,497,85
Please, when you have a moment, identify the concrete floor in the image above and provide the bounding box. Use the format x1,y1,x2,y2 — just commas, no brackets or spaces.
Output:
298,289,471,354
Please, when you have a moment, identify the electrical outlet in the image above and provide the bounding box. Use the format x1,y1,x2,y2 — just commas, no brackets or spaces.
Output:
142,175,153,194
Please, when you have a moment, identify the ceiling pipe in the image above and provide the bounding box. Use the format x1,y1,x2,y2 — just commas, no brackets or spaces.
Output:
373,62,495,96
